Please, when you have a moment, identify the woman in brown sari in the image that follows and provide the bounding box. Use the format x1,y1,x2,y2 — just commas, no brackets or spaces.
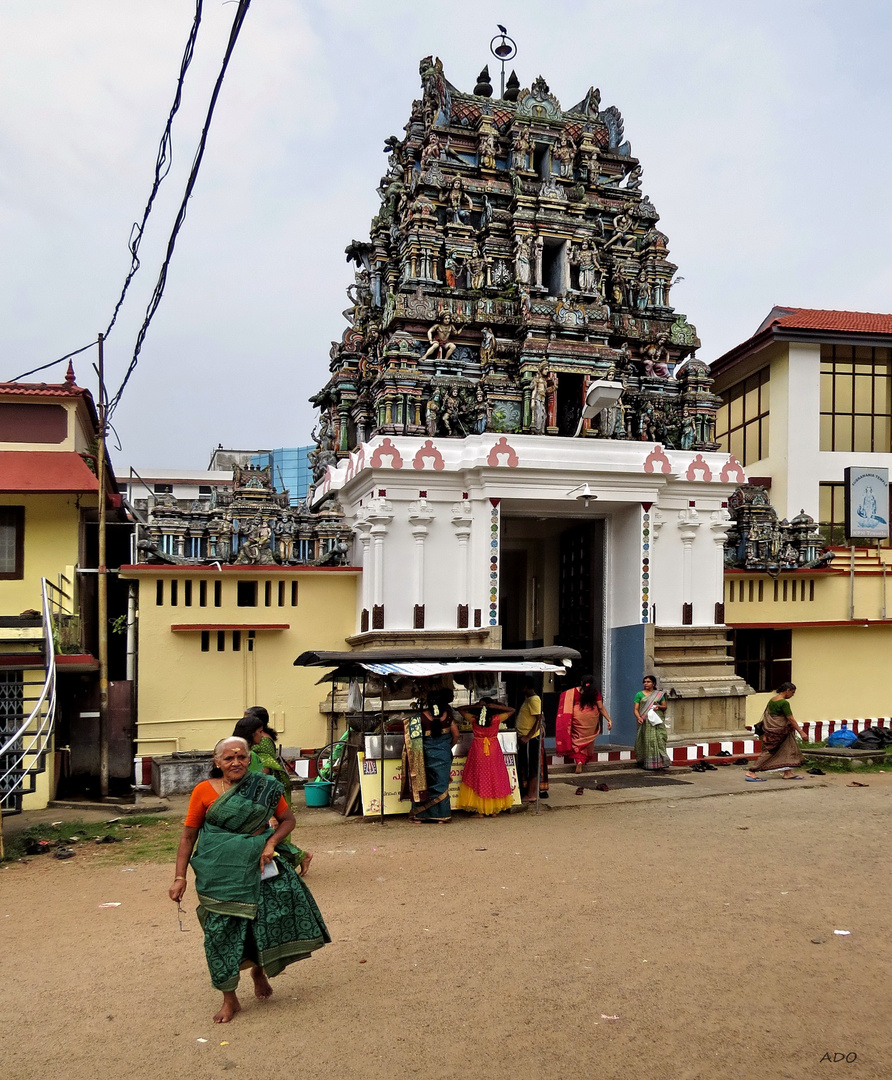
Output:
746,682,805,781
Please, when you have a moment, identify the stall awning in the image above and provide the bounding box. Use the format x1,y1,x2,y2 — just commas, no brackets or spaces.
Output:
295,646,580,667
295,645,580,682
344,660,566,677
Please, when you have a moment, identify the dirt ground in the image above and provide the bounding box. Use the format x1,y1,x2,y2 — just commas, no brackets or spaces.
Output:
1,770,890,1080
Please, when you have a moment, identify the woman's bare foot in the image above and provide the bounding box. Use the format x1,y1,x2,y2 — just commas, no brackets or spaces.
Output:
574,763,583,774
251,966,274,1000
214,992,242,1023
299,851,314,876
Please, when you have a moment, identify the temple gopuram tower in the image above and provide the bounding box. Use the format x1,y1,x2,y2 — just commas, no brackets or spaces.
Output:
310,56,751,744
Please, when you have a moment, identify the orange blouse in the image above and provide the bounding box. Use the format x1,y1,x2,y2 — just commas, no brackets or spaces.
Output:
184,779,288,829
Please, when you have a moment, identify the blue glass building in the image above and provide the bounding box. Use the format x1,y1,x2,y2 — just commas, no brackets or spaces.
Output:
251,446,314,504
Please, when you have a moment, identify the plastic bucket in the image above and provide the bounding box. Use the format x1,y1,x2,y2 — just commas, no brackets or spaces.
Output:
304,780,332,808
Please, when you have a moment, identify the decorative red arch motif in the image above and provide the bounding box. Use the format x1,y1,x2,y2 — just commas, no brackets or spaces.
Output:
720,456,745,483
486,437,519,467
412,440,445,470
369,438,403,469
643,445,671,474
685,454,713,481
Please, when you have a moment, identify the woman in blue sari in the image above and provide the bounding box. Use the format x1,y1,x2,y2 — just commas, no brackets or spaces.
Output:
403,689,460,823
169,737,329,1023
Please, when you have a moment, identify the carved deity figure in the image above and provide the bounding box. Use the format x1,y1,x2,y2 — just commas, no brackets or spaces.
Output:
444,250,463,288
642,332,671,378
422,312,459,360
420,132,442,172
545,366,559,428
478,129,498,170
447,177,473,224
440,388,464,435
636,271,652,310
474,386,489,434
511,127,533,172
571,239,600,294
605,211,635,250
275,513,295,563
467,244,489,290
530,363,548,434
553,130,576,178
425,394,439,436
533,234,544,287
514,234,531,284
342,269,371,325
480,326,496,365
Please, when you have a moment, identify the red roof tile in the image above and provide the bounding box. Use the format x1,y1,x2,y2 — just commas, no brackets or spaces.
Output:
0,382,88,398
0,451,99,493
762,307,892,335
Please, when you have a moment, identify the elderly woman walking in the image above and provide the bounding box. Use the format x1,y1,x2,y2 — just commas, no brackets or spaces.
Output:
169,736,329,1023
745,682,805,781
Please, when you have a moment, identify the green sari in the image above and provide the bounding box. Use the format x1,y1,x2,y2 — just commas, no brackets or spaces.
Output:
190,772,329,991
248,735,293,807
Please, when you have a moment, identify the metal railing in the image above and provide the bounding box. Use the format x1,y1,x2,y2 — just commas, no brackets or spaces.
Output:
0,578,58,807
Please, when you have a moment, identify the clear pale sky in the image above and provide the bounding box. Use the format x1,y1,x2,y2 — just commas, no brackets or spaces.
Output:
2,1,891,469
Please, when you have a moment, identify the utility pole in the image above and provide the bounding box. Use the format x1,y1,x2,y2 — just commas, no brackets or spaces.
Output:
97,333,109,798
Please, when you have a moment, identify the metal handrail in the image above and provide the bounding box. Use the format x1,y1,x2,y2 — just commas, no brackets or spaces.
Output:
0,578,58,792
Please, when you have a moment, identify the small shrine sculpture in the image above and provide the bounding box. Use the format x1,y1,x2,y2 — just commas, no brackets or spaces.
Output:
136,465,351,567
310,57,721,470
724,485,832,572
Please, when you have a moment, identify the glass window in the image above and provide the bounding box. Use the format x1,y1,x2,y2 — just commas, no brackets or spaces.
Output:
820,345,892,452
716,368,769,466
0,507,24,579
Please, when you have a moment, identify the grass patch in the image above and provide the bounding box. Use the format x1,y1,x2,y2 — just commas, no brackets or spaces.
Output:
2,815,181,865
803,755,892,775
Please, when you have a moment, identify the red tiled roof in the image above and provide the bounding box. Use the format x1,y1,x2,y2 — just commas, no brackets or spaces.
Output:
761,307,892,335
0,451,99,493
0,382,88,398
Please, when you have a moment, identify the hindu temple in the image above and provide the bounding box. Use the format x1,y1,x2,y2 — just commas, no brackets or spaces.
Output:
310,55,753,744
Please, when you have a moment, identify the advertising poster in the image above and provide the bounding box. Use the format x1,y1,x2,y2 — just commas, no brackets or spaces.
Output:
844,466,889,541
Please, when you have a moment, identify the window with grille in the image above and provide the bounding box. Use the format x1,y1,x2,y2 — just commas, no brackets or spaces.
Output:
733,628,792,692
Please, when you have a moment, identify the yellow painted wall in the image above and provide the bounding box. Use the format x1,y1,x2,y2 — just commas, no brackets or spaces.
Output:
0,493,83,613
19,670,54,811
124,569,359,757
728,567,892,725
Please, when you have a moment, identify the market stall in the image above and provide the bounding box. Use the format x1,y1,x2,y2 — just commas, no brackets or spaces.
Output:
294,647,580,821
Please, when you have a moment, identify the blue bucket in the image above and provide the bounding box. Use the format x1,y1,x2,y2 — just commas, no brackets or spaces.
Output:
304,780,333,808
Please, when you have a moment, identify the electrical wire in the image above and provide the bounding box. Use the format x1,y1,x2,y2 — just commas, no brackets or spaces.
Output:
103,0,204,341
5,3,205,388
107,0,254,420
8,341,95,383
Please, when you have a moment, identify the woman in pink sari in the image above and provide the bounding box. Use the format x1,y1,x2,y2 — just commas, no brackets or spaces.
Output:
556,676,613,774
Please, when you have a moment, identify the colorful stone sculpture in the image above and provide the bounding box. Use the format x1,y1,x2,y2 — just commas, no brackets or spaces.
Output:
312,58,722,449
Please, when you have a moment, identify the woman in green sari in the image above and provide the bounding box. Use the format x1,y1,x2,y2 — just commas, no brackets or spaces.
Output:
235,708,293,807
169,737,329,1023
634,675,670,771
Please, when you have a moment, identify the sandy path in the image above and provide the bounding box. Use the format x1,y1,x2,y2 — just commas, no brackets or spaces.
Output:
1,778,889,1080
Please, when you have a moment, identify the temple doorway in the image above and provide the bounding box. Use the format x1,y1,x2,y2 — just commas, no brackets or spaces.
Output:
557,373,585,437
499,517,606,718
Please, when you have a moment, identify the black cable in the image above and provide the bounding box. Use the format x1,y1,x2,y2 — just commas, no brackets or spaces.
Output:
8,341,95,383
103,1,204,341
107,0,253,420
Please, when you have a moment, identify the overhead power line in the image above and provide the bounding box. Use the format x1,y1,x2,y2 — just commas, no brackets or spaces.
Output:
103,0,205,342
107,0,254,420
